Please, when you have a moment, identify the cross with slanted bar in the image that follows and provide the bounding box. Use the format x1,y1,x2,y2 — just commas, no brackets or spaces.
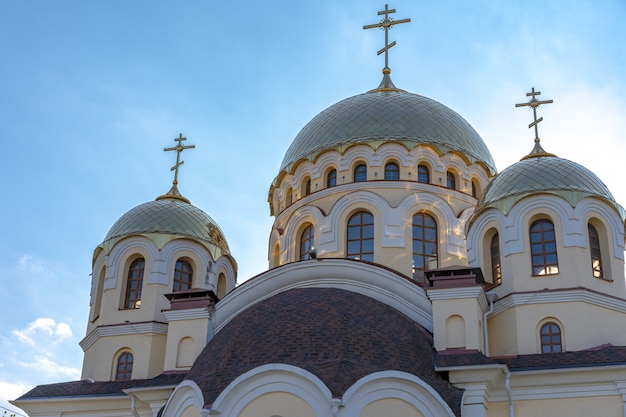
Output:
363,4,410,71
515,87,553,142
164,133,195,185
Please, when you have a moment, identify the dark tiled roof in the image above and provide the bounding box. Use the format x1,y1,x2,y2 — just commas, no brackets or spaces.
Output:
16,372,186,400
435,345,626,372
186,287,463,416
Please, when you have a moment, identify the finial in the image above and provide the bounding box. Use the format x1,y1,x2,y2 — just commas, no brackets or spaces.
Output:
516,88,557,160
363,4,410,74
515,87,553,144
156,133,195,203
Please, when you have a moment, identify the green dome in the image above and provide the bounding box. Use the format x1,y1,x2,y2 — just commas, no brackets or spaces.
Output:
478,155,617,215
279,79,496,174
101,196,230,259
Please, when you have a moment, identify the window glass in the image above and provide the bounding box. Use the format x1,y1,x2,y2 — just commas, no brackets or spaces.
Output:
346,211,374,261
299,224,314,260
116,352,133,380
354,164,367,182
412,213,437,284
417,165,430,184
327,169,337,187
384,162,399,180
173,259,193,292
588,223,603,278
490,233,502,285
540,322,562,353
530,219,559,275
446,171,456,190
124,258,144,309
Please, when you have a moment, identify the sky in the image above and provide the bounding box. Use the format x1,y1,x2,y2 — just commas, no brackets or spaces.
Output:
0,0,625,414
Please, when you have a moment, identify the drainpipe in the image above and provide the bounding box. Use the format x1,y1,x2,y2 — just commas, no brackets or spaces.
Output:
483,293,497,356
505,368,514,417
128,393,141,417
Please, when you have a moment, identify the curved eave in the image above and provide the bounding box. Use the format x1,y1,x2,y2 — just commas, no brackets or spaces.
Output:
470,190,626,229
95,233,233,268
279,137,497,177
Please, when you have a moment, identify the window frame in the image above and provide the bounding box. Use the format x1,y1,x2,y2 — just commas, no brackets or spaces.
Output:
412,212,438,284
588,223,604,279
299,223,315,261
123,257,145,309
529,219,559,276
540,322,562,353
354,164,367,182
173,258,193,292
327,169,337,188
446,170,456,190
417,164,430,184
384,162,399,180
115,351,134,381
346,211,374,262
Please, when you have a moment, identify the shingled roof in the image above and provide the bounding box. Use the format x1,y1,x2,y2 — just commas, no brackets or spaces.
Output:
16,371,186,400
185,287,463,416
435,344,626,371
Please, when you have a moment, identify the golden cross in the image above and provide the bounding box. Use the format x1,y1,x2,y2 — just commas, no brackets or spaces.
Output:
363,4,411,71
515,87,554,142
164,133,195,185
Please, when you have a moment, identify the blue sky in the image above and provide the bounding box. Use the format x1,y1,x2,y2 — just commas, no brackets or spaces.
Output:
1,0,625,414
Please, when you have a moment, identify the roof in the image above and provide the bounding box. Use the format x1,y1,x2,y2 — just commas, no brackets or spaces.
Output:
435,344,626,371
279,77,496,175
477,154,620,216
185,287,463,416
14,372,187,401
99,196,230,259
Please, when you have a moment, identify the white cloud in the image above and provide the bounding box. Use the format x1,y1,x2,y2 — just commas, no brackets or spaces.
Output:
18,356,81,380
0,381,31,414
12,318,73,346
17,255,43,273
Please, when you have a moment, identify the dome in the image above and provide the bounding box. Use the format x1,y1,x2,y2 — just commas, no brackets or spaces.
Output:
101,195,230,259
279,77,496,175
477,153,618,215
185,287,463,414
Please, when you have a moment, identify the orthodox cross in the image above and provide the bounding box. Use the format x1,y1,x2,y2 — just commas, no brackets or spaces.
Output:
363,4,411,71
164,133,195,185
515,87,553,142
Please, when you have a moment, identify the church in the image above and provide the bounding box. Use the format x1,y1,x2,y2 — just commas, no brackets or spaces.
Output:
13,5,626,417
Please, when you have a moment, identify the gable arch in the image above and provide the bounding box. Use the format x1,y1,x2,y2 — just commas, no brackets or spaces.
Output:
342,371,457,417
161,380,205,417
209,364,332,417
106,236,158,290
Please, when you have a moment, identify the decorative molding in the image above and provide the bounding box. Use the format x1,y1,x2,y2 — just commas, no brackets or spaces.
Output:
79,321,168,351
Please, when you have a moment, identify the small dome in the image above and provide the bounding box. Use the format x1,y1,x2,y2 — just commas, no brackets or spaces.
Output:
477,154,618,215
279,79,496,175
185,287,463,414
101,196,230,259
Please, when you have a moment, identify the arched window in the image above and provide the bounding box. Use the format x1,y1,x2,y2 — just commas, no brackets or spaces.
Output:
303,178,311,197
354,164,367,182
124,258,144,309
299,224,314,261
91,266,106,322
217,272,226,299
490,233,502,285
286,188,293,206
347,211,374,262
588,223,603,278
417,164,430,184
530,219,559,276
412,213,437,283
115,351,133,380
540,322,562,353
384,162,399,180
446,171,456,190
471,179,479,198
327,169,337,188
173,259,193,292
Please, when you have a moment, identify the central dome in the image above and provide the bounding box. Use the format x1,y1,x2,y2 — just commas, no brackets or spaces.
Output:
280,82,496,174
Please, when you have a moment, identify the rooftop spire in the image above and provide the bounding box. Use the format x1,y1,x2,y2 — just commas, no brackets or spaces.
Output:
157,133,196,203
363,4,410,75
515,87,557,160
